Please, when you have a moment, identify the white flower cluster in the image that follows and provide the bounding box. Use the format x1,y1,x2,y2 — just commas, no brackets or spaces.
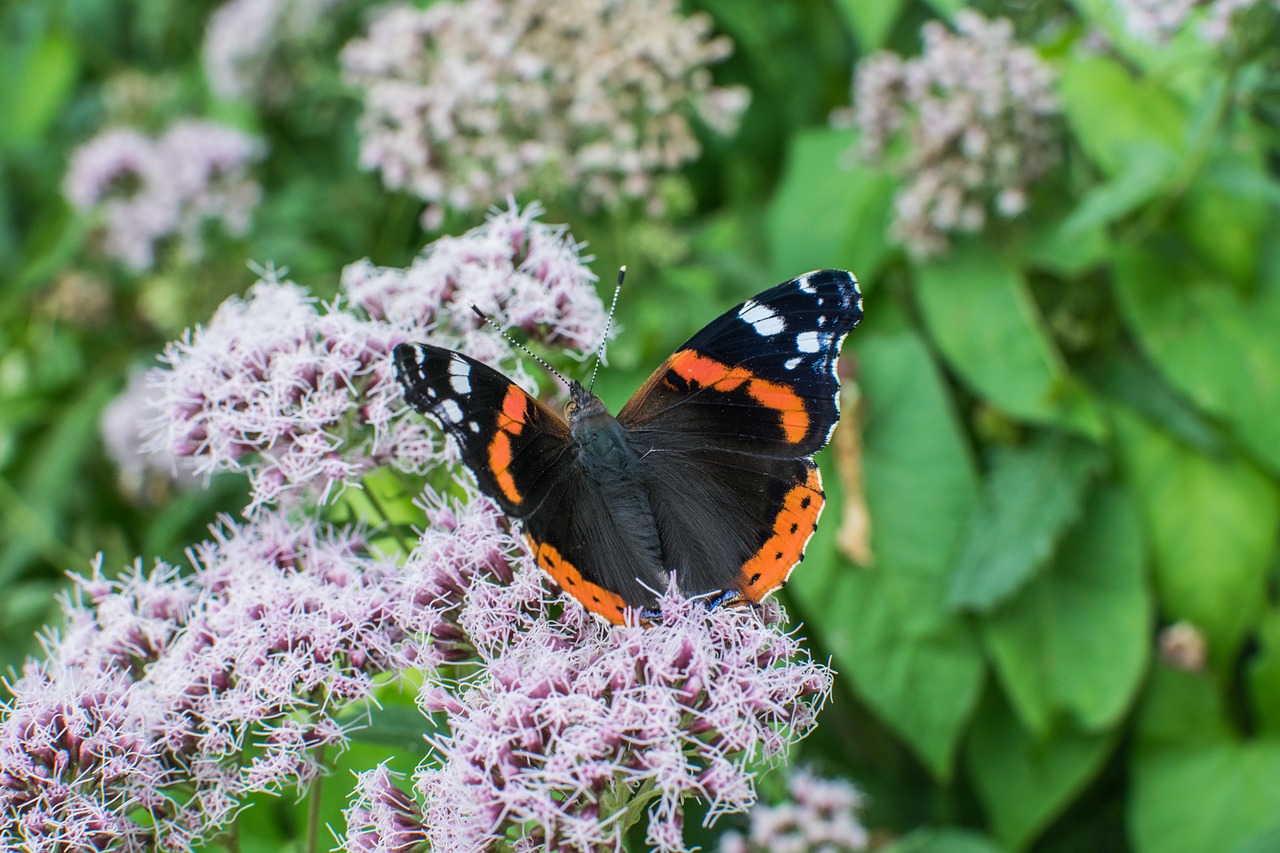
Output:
203,0,347,103
63,120,263,271
852,11,1059,258
341,0,748,228
1115,0,1278,45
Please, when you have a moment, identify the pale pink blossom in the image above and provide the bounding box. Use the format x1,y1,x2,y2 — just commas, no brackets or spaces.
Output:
342,0,747,227
719,768,870,853
147,202,604,511
849,10,1058,258
63,120,263,271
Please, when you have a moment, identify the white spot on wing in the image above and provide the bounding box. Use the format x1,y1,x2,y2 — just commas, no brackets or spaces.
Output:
797,275,816,294
448,358,471,394
796,331,820,353
440,399,464,422
739,300,785,336
785,356,802,370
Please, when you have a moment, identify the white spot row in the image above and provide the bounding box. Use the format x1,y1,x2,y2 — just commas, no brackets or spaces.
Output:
440,399,464,423
448,357,471,394
796,331,824,353
739,299,786,337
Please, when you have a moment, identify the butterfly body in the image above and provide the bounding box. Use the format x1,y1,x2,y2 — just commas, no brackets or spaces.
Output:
395,269,862,624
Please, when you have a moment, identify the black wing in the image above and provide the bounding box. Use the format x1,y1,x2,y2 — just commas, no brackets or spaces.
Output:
615,270,862,602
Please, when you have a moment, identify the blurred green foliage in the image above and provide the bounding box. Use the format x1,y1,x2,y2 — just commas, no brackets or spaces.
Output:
3,0,1280,850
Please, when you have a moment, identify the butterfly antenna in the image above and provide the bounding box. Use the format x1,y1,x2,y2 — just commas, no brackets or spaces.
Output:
470,305,571,389
588,266,625,395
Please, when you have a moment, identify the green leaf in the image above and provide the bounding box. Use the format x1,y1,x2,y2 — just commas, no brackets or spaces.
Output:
921,0,966,19
914,242,1103,436
981,483,1151,736
1095,355,1227,459
1247,612,1280,738
1178,147,1268,283
793,315,983,780
1113,407,1279,667
1056,153,1178,235
766,127,896,285
1113,241,1280,476
966,686,1117,851
947,435,1105,613
833,0,903,49
885,827,1009,853
1058,55,1186,177
0,34,79,151
1131,668,1280,853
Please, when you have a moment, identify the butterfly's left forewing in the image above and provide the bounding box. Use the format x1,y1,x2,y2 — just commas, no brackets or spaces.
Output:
617,269,862,604
394,342,667,624
394,343,572,520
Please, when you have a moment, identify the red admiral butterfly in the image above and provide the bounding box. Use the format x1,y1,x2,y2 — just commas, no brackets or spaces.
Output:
394,269,862,624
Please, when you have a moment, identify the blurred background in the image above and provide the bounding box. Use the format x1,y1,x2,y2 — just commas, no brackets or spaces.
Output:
2,0,1280,850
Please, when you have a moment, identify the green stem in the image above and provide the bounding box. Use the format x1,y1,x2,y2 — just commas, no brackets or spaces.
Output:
361,478,412,555
306,743,326,853
1127,65,1238,245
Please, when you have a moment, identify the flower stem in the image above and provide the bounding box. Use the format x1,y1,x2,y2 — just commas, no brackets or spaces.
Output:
306,744,327,853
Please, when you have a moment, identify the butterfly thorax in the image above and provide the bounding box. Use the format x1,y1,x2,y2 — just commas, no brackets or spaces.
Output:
565,380,664,570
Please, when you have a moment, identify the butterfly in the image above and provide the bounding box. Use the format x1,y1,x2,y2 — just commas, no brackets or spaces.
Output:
394,269,862,624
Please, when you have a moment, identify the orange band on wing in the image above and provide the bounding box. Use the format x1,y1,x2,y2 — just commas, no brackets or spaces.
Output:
527,535,630,625
738,466,824,603
668,350,810,444
488,385,531,504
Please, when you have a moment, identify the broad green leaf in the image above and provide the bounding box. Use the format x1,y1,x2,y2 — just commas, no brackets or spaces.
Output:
982,483,1151,736
1114,242,1280,476
948,435,1105,613
1177,146,1268,286
886,827,1008,853
966,686,1117,851
1095,355,1227,459
1113,407,1279,667
766,127,896,285
921,0,966,19
793,315,983,780
1237,825,1280,853
1131,668,1280,853
0,34,79,151
834,0,903,49
914,242,1103,436
1058,55,1186,178
1056,153,1178,235
1248,612,1280,738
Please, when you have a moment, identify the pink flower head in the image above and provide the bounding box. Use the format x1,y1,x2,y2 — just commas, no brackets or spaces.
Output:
148,202,605,512
850,10,1058,258
1,511,436,849
718,767,870,853
63,120,263,271
341,0,748,226
343,551,833,853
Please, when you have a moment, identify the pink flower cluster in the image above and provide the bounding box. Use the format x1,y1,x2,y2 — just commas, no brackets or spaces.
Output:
345,533,834,853
718,768,870,853
203,0,349,105
850,10,1058,258
63,120,264,271
341,0,748,227
145,202,604,511
0,511,425,850
1115,0,1279,44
